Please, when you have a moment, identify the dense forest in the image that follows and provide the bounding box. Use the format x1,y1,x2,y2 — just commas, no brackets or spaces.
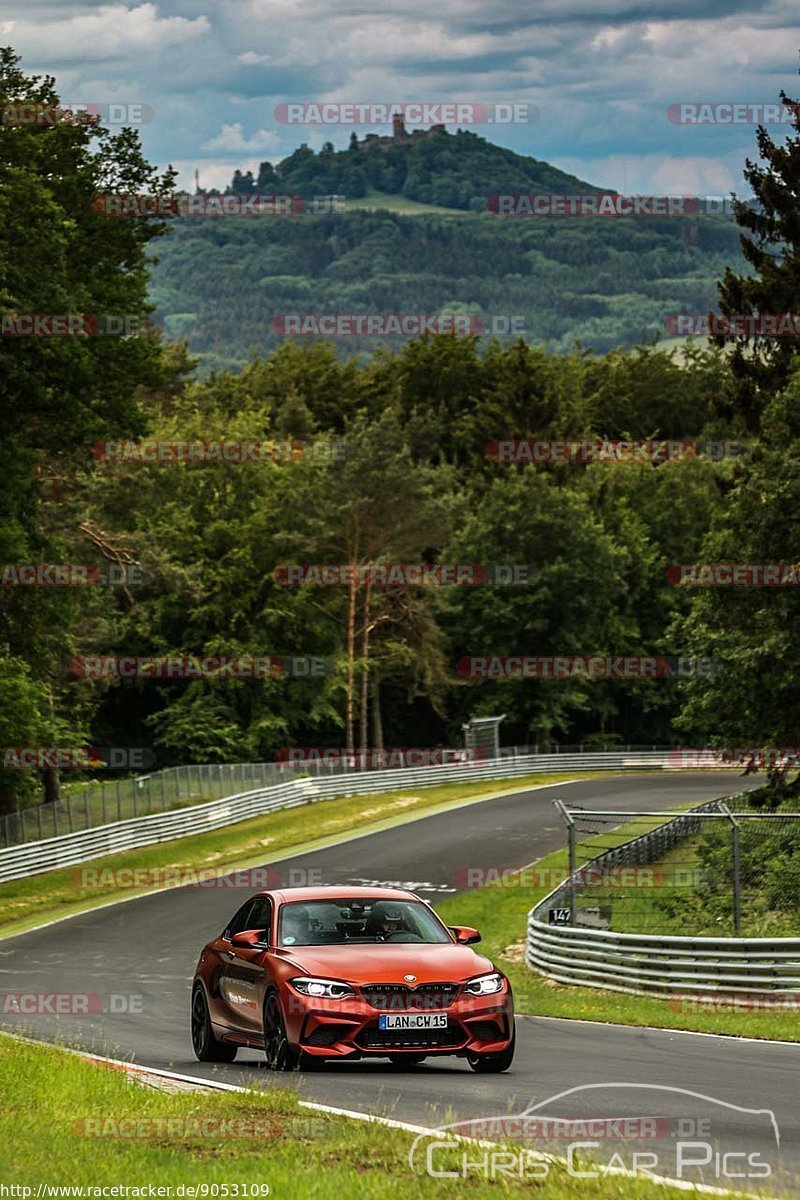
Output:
150,206,743,372
151,129,744,371
2,48,800,812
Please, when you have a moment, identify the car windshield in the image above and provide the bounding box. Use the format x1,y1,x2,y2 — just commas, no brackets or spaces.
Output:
277,898,452,946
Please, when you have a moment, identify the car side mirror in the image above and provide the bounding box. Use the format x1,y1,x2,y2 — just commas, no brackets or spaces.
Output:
230,929,268,949
449,925,481,945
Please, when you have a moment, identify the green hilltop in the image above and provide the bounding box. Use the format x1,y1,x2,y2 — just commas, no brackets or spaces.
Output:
227,122,607,212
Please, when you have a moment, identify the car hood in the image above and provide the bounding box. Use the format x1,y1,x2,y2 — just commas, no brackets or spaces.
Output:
277,942,495,984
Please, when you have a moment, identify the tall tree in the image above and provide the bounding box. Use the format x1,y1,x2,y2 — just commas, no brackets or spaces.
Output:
0,48,174,810
714,88,800,432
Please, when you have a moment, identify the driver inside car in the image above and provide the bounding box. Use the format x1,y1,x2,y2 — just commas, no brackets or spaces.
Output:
365,902,406,939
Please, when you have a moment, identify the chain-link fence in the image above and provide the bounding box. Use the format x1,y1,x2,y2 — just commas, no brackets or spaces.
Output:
551,797,800,937
0,760,310,849
0,742,681,851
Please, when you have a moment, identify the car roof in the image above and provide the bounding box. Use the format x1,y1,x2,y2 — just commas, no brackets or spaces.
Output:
258,885,421,904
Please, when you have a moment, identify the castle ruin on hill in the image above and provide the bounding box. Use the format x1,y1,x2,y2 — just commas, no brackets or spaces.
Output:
353,115,446,151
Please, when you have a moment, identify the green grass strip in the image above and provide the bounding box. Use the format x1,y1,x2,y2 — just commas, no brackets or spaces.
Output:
0,1032,709,1198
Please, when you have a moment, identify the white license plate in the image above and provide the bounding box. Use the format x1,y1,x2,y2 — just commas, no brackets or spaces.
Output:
378,1012,447,1030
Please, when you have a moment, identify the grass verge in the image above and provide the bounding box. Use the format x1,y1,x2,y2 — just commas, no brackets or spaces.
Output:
0,771,609,941
0,1032,709,1198
437,837,800,1042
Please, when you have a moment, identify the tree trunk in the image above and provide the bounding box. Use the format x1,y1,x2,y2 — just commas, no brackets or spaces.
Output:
41,767,62,806
371,677,383,749
359,582,371,752
345,574,357,752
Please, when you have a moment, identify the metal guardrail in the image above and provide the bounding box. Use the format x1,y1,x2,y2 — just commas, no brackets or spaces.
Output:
0,743,674,851
0,749,688,883
526,794,800,997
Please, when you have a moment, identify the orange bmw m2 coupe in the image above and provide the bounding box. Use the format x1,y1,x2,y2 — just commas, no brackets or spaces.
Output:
191,886,515,1071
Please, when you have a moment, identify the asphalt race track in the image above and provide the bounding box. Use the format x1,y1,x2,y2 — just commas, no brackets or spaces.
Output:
2,772,797,1193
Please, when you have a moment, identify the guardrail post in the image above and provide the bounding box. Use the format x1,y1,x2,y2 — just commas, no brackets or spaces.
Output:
555,799,577,926
732,820,742,935
568,822,577,925
719,802,742,935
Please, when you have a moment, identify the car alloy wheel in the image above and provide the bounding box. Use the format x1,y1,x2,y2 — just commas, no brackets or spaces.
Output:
263,991,299,1071
467,1026,515,1073
191,984,237,1063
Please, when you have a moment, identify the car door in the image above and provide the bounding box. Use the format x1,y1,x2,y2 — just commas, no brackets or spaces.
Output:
217,896,273,1037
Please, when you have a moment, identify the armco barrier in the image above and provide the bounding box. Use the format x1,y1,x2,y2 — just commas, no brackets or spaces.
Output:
526,795,800,998
0,750,700,883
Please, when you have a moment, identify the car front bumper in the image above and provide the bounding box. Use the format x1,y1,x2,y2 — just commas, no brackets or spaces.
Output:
281,984,515,1058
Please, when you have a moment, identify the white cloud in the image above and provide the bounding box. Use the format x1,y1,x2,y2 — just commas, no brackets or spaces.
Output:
552,151,748,196
4,0,794,195
203,122,280,153
9,4,210,62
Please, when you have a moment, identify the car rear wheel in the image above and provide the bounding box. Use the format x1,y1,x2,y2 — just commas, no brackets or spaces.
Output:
467,1026,515,1073
191,984,237,1062
263,991,300,1071
388,1054,427,1066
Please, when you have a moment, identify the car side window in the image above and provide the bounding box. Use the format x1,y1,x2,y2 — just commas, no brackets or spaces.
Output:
247,898,273,940
224,900,255,939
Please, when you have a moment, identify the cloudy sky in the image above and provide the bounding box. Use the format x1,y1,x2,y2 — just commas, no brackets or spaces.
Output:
3,0,798,194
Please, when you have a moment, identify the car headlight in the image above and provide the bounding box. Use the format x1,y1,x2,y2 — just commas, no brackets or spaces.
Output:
464,972,504,996
289,976,355,999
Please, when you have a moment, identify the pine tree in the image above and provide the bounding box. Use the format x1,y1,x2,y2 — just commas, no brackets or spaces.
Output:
714,87,800,431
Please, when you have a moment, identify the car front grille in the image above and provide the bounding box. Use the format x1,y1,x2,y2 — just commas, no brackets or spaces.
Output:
360,983,459,1010
356,1022,465,1049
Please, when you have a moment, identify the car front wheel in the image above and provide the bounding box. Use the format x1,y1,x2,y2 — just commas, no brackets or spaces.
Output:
467,1026,515,1073
263,991,300,1071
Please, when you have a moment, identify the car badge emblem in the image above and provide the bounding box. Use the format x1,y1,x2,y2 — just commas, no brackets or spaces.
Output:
404,974,417,982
